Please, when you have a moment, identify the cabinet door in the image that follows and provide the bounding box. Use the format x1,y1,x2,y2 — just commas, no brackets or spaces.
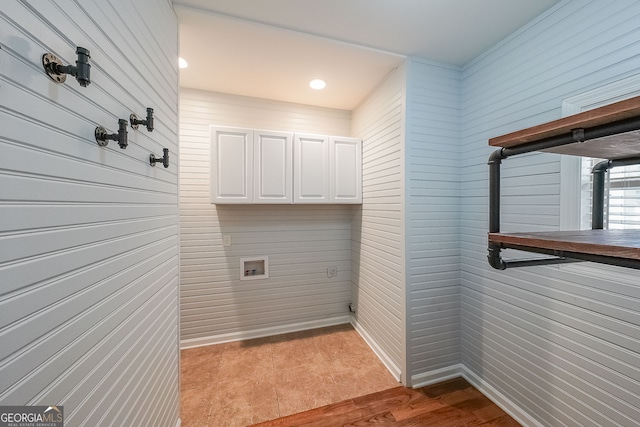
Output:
254,130,293,203
210,126,253,203
330,136,362,203
293,133,329,203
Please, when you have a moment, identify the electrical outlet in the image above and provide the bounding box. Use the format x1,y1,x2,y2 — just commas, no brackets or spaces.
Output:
327,266,337,278
223,235,232,247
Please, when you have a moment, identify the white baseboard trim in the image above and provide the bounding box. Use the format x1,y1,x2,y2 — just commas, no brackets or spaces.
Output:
411,364,543,427
350,318,402,382
410,363,464,388
180,315,350,349
461,367,545,427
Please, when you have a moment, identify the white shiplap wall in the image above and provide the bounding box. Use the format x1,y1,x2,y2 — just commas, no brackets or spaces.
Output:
179,89,355,345
1,1,179,426
405,58,462,385
461,0,640,425
351,65,406,381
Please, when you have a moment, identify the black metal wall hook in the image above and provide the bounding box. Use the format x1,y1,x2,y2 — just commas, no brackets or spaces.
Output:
130,107,154,132
95,119,128,148
42,47,91,87
150,148,169,168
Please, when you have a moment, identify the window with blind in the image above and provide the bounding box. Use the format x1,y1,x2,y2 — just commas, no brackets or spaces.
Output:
561,75,640,232
580,158,640,230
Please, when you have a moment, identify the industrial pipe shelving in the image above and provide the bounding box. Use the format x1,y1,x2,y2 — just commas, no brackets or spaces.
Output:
487,95,640,270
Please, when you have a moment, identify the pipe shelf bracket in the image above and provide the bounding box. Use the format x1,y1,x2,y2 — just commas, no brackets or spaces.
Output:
42,47,91,87
150,148,169,168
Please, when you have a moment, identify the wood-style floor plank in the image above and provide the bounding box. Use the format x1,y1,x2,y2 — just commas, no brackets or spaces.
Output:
251,378,521,427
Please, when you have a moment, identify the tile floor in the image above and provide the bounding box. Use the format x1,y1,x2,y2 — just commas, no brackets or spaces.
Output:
180,323,400,427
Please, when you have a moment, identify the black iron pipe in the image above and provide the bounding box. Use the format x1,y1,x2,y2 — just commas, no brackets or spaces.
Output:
583,116,640,142
145,107,154,132
499,116,640,159
591,157,640,230
502,243,640,269
116,118,128,149
160,148,169,168
56,47,91,87
487,243,507,270
502,132,578,157
503,257,581,268
591,160,609,230
610,157,640,167
563,251,640,269
95,119,128,149
150,148,170,168
487,242,582,270
488,149,505,233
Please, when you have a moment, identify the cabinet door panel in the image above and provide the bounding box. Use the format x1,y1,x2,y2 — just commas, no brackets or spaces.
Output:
330,137,362,203
254,130,292,203
294,134,329,203
211,126,253,203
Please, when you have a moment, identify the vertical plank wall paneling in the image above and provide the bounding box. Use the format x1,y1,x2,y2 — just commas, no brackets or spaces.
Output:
460,0,640,426
0,1,180,426
351,65,406,380
179,89,355,345
405,58,462,385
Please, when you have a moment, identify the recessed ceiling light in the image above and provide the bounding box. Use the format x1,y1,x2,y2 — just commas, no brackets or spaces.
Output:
178,57,188,69
309,79,326,90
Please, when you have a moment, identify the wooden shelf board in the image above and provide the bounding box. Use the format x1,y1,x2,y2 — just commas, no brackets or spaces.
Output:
488,229,640,261
540,129,640,159
489,95,640,155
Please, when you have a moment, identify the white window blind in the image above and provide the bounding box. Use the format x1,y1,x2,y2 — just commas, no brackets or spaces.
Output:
580,157,640,229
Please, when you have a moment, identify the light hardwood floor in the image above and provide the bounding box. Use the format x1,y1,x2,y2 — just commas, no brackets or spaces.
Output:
252,377,521,426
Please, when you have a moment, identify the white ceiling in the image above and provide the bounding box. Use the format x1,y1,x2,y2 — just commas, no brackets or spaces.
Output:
175,0,561,110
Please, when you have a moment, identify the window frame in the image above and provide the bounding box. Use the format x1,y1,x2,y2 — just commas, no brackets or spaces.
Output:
558,74,640,280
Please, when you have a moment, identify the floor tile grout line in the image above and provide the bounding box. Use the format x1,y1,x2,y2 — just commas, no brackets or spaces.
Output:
322,344,343,401
268,339,284,419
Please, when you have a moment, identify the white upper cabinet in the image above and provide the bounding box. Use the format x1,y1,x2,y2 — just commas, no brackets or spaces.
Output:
211,126,293,203
254,130,293,203
293,133,362,204
211,126,253,203
294,133,330,203
212,126,361,204
330,136,362,203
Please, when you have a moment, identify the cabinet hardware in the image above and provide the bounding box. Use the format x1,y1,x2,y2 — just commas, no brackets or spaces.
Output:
130,107,154,132
150,148,169,168
42,47,91,87
95,119,128,148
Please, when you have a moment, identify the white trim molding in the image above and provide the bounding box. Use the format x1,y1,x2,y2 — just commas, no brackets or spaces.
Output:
561,74,640,113
412,364,546,427
411,364,464,388
180,316,350,349
351,318,402,382
462,367,546,427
